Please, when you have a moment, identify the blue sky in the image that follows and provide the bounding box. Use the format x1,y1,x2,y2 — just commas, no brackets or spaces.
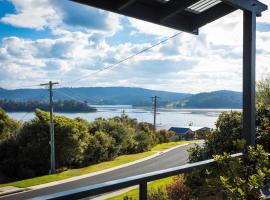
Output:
0,0,269,93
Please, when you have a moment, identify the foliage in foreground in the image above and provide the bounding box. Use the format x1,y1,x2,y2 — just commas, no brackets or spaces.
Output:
120,175,195,200
185,110,270,199
215,145,270,200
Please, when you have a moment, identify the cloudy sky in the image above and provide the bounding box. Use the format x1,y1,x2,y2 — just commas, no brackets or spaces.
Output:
0,0,269,93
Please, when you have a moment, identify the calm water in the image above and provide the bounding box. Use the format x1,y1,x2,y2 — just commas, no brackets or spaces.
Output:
7,106,241,129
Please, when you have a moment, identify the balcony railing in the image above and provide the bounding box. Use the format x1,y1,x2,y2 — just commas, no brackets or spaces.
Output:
30,153,243,200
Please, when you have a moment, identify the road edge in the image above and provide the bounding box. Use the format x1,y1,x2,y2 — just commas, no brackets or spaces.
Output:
28,143,190,190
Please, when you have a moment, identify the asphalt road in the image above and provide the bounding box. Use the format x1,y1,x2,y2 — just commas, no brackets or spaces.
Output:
1,143,195,200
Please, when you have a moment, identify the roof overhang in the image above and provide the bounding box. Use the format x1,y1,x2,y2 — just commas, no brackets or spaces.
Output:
71,0,267,35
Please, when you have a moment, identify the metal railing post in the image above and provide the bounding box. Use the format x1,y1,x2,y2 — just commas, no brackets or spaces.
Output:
139,182,147,200
243,10,256,147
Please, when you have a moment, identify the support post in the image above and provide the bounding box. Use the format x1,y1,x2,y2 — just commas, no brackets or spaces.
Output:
242,11,256,147
139,182,147,200
49,81,55,174
152,96,159,132
41,81,59,174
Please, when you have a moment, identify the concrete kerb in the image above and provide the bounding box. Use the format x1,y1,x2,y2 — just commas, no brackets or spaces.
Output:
0,186,29,197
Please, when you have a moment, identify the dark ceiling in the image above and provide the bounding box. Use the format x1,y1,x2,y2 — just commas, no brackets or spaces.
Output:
71,0,267,35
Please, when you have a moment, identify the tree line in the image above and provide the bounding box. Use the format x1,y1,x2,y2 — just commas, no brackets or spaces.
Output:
0,99,97,112
0,109,174,181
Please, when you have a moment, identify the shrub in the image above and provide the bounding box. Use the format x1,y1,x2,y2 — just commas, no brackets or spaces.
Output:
215,145,270,200
0,138,19,178
148,187,168,200
185,111,245,198
256,106,270,152
84,131,115,164
89,118,135,155
133,131,154,153
156,129,175,143
2,109,90,178
0,108,20,143
166,175,195,200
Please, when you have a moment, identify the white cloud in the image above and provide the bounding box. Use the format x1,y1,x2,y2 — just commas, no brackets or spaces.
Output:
0,0,57,30
0,0,122,36
0,0,269,93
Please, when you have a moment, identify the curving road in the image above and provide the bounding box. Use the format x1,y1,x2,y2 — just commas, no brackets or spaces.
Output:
1,143,196,200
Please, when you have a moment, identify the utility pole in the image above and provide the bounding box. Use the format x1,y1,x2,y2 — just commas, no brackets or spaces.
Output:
151,96,159,132
40,81,59,174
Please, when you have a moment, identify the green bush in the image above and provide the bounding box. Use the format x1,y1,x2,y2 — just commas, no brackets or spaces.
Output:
256,106,270,152
166,175,195,200
133,131,154,153
10,109,90,178
156,129,175,143
148,187,168,200
0,138,19,178
84,131,115,164
0,108,20,143
186,109,270,199
187,111,243,164
215,145,270,200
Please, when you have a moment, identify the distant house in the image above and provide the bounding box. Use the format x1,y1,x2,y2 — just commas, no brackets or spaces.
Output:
169,126,210,140
183,126,211,139
168,127,193,140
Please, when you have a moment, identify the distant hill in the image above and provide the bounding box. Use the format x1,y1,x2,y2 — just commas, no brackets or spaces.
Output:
0,87,242,108
170,90,242,109
0,87,190,107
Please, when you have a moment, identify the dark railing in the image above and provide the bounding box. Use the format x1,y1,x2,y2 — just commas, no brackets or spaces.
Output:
30,153,243,200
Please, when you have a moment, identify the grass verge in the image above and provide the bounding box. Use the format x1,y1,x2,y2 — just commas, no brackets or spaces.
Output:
106,177,174,200
0,140,201,188
151,140,202,151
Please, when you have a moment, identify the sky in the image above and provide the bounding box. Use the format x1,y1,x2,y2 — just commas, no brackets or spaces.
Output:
0,0,269,93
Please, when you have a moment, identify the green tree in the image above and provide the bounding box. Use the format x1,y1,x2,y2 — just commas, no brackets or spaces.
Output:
215,145,270,200
256,106,270,152
257,77,270,109
156,129,175,143
84,131,114,164
134,131,154,152
0,108,20,143
9,109,90,178
188,111,243,163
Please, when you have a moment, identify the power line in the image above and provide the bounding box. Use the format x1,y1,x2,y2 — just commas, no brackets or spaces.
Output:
54,89,88,105
2,84,42,90
61,31,183,86
17,90,48,122
59,87,91,103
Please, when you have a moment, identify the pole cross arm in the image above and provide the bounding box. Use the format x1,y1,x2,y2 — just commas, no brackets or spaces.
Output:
221,0,268,16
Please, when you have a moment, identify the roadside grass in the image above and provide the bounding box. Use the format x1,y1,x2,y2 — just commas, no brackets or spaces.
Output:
106,177,174,200
151,140,203,151
0,140,201,188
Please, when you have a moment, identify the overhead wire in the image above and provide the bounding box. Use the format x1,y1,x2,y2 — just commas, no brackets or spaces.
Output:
2,84,42,90
17,89,48,122
54,89,89,105
60,31,184,87
2,31,184,90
